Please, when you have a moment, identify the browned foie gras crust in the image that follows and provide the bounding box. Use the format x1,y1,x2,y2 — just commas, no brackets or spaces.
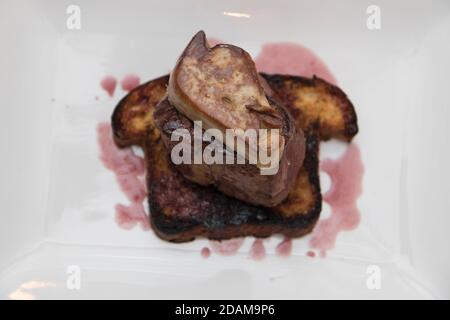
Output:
168,31,288,172
168,31,280,137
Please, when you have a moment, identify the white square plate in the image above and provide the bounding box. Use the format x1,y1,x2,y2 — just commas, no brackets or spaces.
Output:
1,0,449,299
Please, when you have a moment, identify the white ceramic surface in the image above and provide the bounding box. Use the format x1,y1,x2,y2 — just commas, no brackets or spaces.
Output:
0,0,449,299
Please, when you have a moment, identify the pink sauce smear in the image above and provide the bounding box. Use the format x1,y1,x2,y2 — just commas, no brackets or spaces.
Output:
115,202,150,230
255,43,363,258
275,238,293,257
249,239,266,261
209,238,245,256
310,144,364,256
100,76,117,97
255,42,337,85
121,74,141,92
201,247,211,259
97,123,145,175
97,122,149,230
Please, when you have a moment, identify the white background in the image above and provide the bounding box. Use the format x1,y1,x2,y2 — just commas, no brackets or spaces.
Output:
0,0,449,299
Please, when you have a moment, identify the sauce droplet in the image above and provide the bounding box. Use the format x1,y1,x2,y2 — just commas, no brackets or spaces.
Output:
249,239,266,260
306,251,316,258
201,247,211,258
121,74,140,92
209,238,245,256
275,238,292,257
100,75,117,97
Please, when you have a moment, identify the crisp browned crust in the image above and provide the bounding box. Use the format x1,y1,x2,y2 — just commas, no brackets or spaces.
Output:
168,31,285,164
111,72,357,242
168,31,279,134
261,73,358,141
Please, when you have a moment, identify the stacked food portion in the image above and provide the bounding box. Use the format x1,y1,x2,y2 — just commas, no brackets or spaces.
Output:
112,31,358,242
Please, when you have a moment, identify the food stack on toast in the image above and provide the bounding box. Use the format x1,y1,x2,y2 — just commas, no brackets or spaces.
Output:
111,31,358,242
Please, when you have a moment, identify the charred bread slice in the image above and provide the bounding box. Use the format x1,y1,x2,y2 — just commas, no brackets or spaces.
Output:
112,75,168,147
261,73,358,141
145,129,320,242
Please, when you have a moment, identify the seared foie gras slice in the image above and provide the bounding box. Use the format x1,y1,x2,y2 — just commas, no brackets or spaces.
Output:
168,31,286,167
154,96,305,207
